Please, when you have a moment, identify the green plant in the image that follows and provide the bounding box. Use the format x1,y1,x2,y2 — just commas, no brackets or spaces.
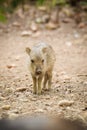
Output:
0,13,6,22
36,0,66,7
36,0,45,6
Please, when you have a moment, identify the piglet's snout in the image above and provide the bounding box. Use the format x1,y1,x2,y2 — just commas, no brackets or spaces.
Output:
36,68,42,75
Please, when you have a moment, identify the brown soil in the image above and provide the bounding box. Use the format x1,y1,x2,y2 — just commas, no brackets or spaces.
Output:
0,14,87,121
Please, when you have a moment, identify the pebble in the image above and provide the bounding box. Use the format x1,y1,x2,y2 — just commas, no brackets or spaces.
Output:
2,105,11,110
38,6,47,12
30,98,37,101
46,22,59,30
74,33,80,38
58,100,74,107
7,64,16,69
21,31,32,36
12,22,21,27
15,87,27,92
62,18,71,23
8,113,19,119
34,109,44,113
30,23,38,32
36,18,42,24
65,41,72,47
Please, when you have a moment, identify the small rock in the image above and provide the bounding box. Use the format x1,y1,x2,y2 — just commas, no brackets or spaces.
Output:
46,22,59,30
14,55,20,61
82,107,87,111
8,113,18,119
12,22,21,27
38,6,47,12
30,98,37,101
16,87,27,92
30,23,38,32
63,75,71,80
65,41,72,47
58,100,74,107
7,64,16,69
78,23,86,28
62,18,71,23
36,17,42,24
32,31,41,38
21,31,32,36
74,33,80,38
45,102,52,106
34,109,44,113
19,98,28,102
2,105,11,110
11,109,19,114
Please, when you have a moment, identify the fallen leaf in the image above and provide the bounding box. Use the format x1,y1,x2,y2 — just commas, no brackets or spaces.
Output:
74,33,80,38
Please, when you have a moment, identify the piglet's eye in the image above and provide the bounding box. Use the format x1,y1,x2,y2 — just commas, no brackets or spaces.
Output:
31,59,34,63
42,59,44,63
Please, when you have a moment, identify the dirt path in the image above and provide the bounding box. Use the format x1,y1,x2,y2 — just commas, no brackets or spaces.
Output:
0,21,87,121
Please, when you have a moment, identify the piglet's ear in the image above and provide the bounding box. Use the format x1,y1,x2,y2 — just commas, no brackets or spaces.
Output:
26,47,31,55
42,47,47,53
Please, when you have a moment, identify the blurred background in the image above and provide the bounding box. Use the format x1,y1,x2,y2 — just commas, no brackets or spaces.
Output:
0,0,87,25
0,0,87,121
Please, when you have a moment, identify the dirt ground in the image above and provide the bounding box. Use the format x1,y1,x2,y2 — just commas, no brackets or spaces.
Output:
0,13,87,121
